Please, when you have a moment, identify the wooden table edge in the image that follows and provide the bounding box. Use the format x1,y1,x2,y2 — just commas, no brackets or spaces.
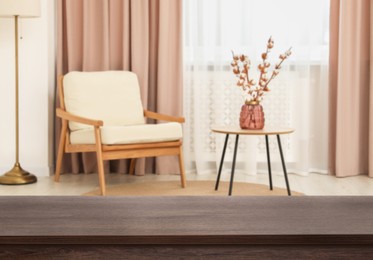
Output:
1,234,373,245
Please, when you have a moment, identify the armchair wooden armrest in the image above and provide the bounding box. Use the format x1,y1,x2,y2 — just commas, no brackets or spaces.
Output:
56,108,104,127
144,110,185,123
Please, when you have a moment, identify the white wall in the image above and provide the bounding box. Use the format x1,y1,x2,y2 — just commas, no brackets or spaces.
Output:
0,0,55,176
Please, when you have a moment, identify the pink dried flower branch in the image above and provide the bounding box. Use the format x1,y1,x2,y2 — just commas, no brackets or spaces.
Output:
231,37,292,103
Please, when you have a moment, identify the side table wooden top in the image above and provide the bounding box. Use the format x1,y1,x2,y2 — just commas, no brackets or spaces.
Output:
211,125,294,135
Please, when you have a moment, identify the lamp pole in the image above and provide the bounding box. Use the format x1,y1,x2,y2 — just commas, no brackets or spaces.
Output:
0,15,37,185
15,15,20,165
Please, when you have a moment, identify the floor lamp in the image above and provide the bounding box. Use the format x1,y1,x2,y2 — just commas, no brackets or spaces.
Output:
0,0,40,185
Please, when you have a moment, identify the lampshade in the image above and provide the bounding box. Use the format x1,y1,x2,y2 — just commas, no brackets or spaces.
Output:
0,0,40,18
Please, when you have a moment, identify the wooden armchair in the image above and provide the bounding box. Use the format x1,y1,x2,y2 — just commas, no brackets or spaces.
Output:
55,71,186,195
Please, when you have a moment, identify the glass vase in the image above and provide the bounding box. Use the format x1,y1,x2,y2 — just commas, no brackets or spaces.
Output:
239,101,265,130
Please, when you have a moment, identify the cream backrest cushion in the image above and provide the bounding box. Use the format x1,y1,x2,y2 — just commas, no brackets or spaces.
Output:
63,71,145,131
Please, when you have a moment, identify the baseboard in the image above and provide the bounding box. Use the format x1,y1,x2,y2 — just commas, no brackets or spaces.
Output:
0,166,51,177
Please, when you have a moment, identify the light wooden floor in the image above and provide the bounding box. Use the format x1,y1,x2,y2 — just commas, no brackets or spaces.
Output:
0,172,372,196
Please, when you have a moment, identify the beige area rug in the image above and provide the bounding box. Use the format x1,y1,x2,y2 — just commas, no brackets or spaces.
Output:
83,180,303,196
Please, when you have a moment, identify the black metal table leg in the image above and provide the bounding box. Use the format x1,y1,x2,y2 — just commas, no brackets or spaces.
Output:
228,135,239,196
265,135,273,190
215,134,229,190
277,135,291,196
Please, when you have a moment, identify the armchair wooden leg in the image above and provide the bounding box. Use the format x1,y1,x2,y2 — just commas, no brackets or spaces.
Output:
94,127,106,196
178,146,186,188
55,122,67,182
129,158,136,175
96,152,106,196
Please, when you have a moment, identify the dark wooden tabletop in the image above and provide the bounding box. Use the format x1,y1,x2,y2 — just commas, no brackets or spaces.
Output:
1,196,373,245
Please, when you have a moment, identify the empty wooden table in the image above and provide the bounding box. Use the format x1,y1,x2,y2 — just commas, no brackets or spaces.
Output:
211,126,294,196
1,196,373,258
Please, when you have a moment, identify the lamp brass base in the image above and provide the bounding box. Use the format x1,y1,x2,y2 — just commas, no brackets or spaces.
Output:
0,163,37,185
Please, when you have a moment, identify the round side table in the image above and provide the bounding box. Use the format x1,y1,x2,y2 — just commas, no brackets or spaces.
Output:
211,126,295,196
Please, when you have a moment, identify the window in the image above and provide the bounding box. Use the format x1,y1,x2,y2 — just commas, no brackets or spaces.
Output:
183,0,330,175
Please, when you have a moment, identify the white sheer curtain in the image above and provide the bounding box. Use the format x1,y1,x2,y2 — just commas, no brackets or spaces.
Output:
183,0,329,176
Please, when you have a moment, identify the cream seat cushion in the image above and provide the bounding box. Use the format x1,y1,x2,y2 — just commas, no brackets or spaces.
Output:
70,123,183,145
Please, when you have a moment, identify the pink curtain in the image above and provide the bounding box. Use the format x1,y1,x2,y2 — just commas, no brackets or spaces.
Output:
329,0,373,177
56,0,183,175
